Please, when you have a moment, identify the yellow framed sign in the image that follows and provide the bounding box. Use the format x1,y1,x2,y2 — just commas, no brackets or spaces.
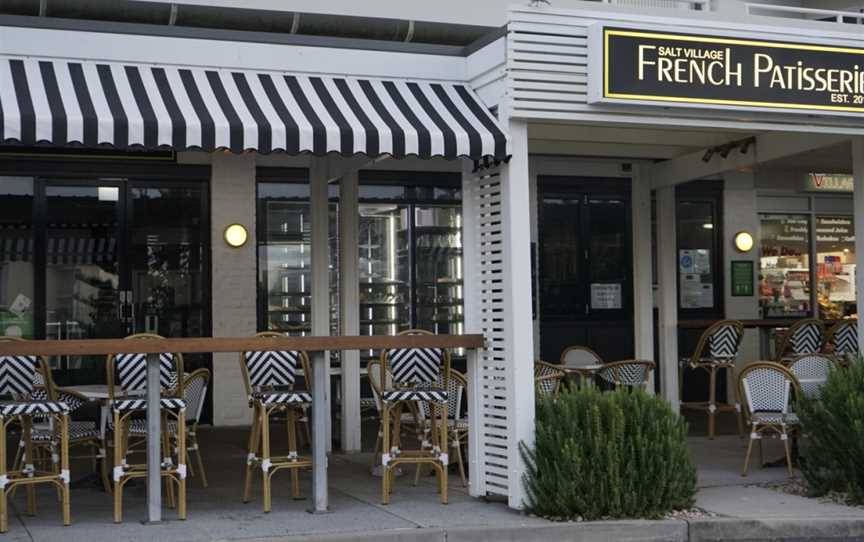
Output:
588,26,864,115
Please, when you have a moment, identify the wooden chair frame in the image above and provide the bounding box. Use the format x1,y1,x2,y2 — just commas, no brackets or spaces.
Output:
380,330,450,505
737,362,801,477
679,320,745,439
0,336,70,533
534,360,567,397
824,320,858,366
597,359,655,390
413,368,468,488
366,359,421,469
106,333,186,524
773,318,825,362
240,332,313,513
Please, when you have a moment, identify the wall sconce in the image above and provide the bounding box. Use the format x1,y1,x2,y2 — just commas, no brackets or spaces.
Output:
734,231,754,253
223,223,249,248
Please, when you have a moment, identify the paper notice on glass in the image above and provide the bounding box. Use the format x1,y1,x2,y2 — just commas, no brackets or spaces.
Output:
680,275,713,308
679,250,694,273
591,283,622,310
9,294,31,317
692,249,711,274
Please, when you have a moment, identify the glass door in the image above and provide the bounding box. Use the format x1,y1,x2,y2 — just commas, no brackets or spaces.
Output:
44,181,125,383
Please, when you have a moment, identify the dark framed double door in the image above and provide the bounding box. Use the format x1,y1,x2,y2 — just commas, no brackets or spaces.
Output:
538,177,634,362
37,177,210,385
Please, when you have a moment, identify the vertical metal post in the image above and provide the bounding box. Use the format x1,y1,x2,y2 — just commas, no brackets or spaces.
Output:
145,352,162,523
310,350,329,513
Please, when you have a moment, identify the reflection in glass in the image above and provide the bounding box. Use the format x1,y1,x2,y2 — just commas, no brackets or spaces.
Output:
815,215,856,319
759,214,811,318
0,178,34,339
540,196,583,317
414,206,463,336
677,200,716,310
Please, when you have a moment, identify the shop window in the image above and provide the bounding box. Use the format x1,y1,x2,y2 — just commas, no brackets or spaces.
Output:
677,200,720,313
0,177,34,338
816,215,856,319
759,214,811,318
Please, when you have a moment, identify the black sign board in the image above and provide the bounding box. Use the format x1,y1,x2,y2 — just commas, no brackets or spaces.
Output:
594,27,864,115
731,260,754,297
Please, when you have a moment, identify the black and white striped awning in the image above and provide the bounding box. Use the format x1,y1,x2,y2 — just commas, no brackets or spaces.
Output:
0,56,508,160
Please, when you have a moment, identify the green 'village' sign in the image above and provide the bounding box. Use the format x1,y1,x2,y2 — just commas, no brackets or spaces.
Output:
589,27,864,115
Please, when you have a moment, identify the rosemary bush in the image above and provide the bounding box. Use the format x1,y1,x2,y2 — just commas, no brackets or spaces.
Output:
521,385,696,520
798,359,864,503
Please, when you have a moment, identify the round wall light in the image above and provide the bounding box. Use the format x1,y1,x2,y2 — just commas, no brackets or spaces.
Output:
734,231,754,253
223,223,249,248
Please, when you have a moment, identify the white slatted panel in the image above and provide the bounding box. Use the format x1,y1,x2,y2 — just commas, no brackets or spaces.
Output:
508,15,590,117
464,162,510,498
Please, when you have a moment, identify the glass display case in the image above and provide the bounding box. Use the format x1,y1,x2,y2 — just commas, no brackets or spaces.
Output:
759,214,811,318
414,206,463,335
815,215,856,319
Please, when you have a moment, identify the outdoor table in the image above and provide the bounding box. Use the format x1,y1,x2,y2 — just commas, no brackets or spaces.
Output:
0,334,484,524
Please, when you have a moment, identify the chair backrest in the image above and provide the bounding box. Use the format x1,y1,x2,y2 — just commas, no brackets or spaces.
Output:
597,360,655,389
788,354,836,399
738,362,798,416
420,368,466,422
239,332,311,397
107,333,183,399
183,368,210,424
381,329,449,390
0,336,53,401
690,320,744,364
366,359,385,413
776,319,825,360
560,346,603,370
826,321,858,359
534,360,566,397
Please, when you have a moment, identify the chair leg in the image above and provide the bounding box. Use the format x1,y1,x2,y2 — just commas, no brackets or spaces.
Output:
0,418,8,534
287,408,300,499
161,414,176,510
782,429,793,476
381,403,391,505
742,434,755,477
60,414,70,527
454,436,467,488
193,432,208,489
708,367,717,440
260,406,272,513
23,417,36,517
371,421,382,468
176,410,187,521
439,403,448,505
758,438,764,468
113,413,124,524
243,406,261,504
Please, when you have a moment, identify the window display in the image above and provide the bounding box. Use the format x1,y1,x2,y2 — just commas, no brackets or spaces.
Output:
815,215,856,319
0,177,34,339
759,214,811,318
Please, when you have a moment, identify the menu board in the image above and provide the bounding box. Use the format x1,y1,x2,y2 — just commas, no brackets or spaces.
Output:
731,260,754,297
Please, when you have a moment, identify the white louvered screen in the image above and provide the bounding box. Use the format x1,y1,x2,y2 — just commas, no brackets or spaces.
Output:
508,13,591,118
463,162,510,499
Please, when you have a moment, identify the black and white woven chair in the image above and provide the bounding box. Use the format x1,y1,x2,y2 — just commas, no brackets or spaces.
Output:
825,320,858,366
413,368,468,488
737,362,800,477
774,319,825,363
0,337,71,533
597,360,655,390
534,360,566,397
559,345,603,385
680,320,745,439
106,333,187,523
366,358,421,470
380,329,450,505
240,332,312,513
788,354,837,399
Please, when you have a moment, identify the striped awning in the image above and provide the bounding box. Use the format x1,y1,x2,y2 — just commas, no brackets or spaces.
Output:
0,56,508,160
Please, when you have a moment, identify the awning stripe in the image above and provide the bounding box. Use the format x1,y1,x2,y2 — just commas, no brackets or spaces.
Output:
0,56,508,160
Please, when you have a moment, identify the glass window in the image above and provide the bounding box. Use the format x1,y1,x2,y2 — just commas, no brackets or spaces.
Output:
0,177,34,339
759,214,811,318
414,206,463,335
677,200,717,310
539,195,583,318
815,215,856,319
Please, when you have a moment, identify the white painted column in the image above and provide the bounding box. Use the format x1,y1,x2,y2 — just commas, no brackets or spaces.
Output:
853,139,864,349
632,167,655,391
500,119,536,509
339,171,361,452
210,153,257,427
655,185,680,411
309,158,331,511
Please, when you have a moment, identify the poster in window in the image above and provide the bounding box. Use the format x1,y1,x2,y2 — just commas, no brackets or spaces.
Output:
591,283,622,310
680,274,714,308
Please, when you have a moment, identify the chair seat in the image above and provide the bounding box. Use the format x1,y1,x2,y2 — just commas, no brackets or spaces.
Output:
251,391,312,405
112,397,187,412
30,420,99,442
127,419,181,435
383,388,448,403
751,411,800,425
0,400,70,416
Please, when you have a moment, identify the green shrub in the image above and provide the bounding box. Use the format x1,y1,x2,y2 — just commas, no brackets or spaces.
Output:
798,359,864,503
520,385,696,520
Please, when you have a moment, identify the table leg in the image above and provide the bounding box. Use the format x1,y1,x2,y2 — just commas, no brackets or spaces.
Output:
146,352,162,523
310,350,328,513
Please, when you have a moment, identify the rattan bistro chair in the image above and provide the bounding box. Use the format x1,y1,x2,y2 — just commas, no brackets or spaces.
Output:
774,319,825,363
534,360,567,397
738,362,800,477
380,329,451,505
367,358,421,470
240,332,313,513
107,333,187,524
680,320,745,439
414,368,468,488
788,354,837,399
560,346,603,384
597,360,655,390
825,320,858,365
0,337,71,533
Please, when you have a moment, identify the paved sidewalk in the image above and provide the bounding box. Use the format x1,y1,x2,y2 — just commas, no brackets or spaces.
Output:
7,430,864,542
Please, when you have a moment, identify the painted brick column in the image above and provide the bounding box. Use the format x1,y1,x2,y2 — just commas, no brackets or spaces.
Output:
210,153,257,426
